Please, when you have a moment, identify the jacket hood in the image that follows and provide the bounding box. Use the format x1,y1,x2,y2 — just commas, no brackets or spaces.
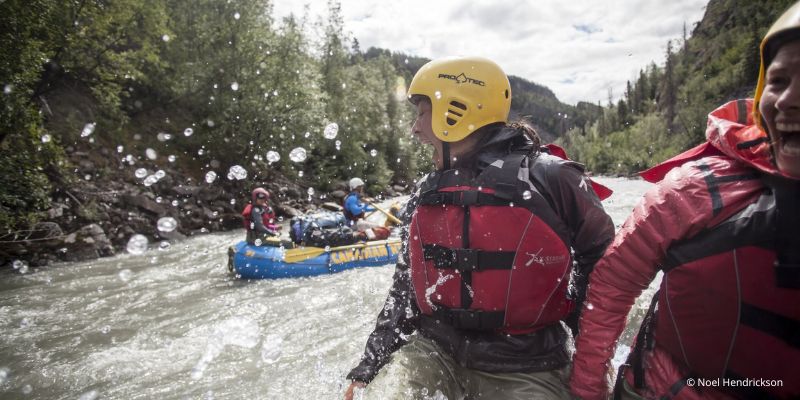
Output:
640,99,776,183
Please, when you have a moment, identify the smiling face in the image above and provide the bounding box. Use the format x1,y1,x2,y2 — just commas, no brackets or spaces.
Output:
760,40,800,179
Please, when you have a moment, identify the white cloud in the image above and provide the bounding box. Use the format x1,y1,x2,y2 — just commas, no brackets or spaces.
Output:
272,0,708,105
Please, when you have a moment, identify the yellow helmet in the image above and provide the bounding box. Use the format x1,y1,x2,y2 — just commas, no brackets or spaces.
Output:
407,56,511,142
753,1,800,130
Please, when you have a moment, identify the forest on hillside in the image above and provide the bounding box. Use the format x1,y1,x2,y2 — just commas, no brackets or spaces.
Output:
1,0,432,235
557,0,796,174
2,0,796,254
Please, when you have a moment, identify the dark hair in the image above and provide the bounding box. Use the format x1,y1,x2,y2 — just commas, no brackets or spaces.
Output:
508,120,542,149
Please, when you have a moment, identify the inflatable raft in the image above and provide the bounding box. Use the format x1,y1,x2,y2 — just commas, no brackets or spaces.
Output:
228,238,402,279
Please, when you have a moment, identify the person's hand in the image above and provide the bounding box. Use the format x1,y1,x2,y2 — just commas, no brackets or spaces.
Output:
344,381,366,400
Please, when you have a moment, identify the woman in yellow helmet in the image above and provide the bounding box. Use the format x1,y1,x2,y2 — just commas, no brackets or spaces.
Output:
570,2,800,399
344,56,614,399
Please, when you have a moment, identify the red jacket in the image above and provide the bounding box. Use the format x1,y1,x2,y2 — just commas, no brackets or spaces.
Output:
571,100,799,399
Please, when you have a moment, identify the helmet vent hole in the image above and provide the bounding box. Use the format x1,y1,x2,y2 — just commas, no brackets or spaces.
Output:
450,100,467,111
446,117,457,126
505,89,509,99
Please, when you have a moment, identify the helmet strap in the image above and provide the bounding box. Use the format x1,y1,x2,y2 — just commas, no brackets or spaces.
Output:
442,142,451,170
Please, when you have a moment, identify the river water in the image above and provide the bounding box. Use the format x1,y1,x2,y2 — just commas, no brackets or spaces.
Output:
0,177,654,400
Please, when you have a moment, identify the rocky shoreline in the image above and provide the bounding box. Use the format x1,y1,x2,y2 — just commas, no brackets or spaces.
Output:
2,146,409,268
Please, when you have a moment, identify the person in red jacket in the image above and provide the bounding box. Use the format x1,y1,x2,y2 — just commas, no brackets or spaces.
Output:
241,187,280,244
570,3,800,399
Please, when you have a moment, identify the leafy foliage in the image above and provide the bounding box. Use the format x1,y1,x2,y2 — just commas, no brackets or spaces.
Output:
559,0,795,175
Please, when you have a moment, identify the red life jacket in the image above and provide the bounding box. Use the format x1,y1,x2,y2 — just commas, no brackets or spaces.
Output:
241,203,276,230
645,188,800,398
408,152,574,335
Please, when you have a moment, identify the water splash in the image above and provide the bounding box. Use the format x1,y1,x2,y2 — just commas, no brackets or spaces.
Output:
157,217,178,232
191,316,260,380
126,234,148,255
289,148,307,163
227,165,247,180
323,123,339,139
80,123,96,137
205,171,217,183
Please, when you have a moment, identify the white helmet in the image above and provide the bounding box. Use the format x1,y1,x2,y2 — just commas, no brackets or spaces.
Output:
349,178,365,190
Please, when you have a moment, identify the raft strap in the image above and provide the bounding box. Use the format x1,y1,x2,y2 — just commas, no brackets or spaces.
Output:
423,244,515,271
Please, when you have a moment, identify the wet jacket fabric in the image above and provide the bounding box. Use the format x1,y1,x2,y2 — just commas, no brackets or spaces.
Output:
570,99,800,399
347,126,615,384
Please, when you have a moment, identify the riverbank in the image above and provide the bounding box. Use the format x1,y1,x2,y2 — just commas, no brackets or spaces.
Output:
2,144,410,268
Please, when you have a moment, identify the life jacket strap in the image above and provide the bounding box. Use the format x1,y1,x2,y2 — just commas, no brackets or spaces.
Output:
423,244,515,271
418,190,512,207
431,307,505,331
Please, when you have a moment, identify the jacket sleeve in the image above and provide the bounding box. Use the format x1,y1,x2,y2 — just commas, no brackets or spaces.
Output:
537,157,615,334
346,260,419,383
346,194,420,384
569,161,734,400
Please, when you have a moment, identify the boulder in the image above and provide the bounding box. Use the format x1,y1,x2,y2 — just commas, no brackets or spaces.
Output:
122,194,168,215
276,204,302,218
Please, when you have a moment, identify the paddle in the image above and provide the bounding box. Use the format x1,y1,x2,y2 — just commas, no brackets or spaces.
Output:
368,202,402,225
283,239,401,263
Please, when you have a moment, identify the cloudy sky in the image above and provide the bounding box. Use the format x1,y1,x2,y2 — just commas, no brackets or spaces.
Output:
271,0,709,105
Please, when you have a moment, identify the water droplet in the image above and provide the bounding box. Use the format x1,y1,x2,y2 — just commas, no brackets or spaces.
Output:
3,84,13,94
19,263,29,274
197,148,205,155
168,155,176,162
41,134,51,143
143,175,159,186
126,234,149,255
118,269,133,282
307,187,315,196
231,82,239,91
266,151,280,163
100,325,111,334
254,238,262,246
522,190,532,200
155,196,163,203
234,12,240,19
162,34,170,42
205,171,217,183
157,217,178,232
145,148,157,160
117,145,123,153
154,170,166,180
80,122,96,137
84,174,92,181
183,127,194,137
78,390,99,400
206,120,215,127
227,165,247,180
586,303,594,310
157,132,172,142
323,123,339,139
0,367,9,385
159,241,171,250
324,246,331,252
12,260,24,269
370,149,378,157
171,200,179,206
289,147,307,162
434,91,442,99
21,384,32,394
304,131,311,138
